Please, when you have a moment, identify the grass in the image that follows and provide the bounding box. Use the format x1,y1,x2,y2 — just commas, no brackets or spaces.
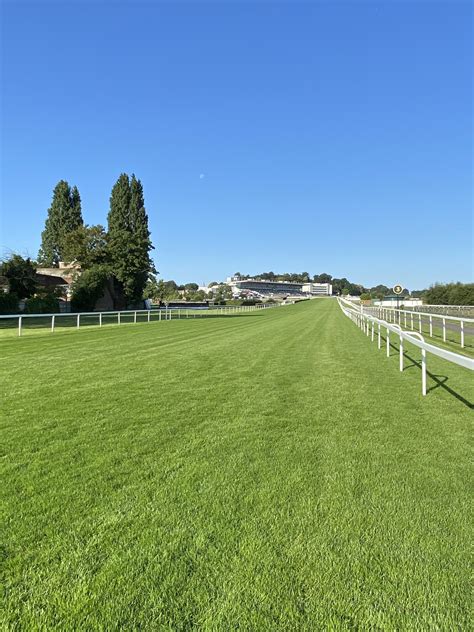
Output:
1,299,472,629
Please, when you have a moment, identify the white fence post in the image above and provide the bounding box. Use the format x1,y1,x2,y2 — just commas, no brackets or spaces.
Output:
429,315,432,337
134,311,137,324
51,315,55,333
421,349,427,396
147,310,150,323
461,320,464,348
442,318,446,342
378,323,381,349
418,313,422,333
18,316,22,337
386,328,390,357
399,333,403,371
118,312,121,325
77,314,80,329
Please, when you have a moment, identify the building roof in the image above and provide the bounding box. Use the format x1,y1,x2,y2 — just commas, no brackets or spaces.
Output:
35,273,68,287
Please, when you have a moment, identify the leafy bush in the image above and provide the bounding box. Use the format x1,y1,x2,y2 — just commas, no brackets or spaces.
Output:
0,292,20,314
241,299,262,306
0,254,37,299
71,265,110,312
360,293,371,301
25,294,59,314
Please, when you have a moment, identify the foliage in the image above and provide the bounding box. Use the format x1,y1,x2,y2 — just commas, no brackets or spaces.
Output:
38,181,83,265
424,282,474,306
144,278,180,302
61,225,108,268
186,290,207,302
184,283,199,292
71,265,110,312
0,292,20,314
0,254,38,299
24,293,59,314
107,173,155,305
313,273,332,283
213,285,233,303
360,293,371,301
369,284,390,299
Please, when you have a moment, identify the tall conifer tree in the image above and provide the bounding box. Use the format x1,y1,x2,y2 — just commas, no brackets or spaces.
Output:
107,173,154,305
38,180,83,265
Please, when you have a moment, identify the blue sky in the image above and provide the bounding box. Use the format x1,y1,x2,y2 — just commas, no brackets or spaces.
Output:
1,0,472,289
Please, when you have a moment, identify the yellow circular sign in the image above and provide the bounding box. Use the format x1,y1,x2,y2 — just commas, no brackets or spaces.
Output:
393,284,403,295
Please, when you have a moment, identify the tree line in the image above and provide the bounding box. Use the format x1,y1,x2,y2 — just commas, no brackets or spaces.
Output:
0,175,154,312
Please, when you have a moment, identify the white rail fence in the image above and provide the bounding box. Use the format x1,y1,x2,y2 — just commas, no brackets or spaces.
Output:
338,298,474,396
0,303,278,338
363,305,473,349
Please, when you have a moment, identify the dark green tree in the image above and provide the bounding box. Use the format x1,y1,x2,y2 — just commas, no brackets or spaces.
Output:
61,224,108,268
184,283,199,292
38,180,83,265
0,254,37,299
107,173,155,306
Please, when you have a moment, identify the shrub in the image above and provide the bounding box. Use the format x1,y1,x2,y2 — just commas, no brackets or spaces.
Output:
71,265,110,312
25,294,59,314
0,292,20,314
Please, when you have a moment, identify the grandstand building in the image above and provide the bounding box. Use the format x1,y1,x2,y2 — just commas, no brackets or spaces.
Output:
227,277,332,298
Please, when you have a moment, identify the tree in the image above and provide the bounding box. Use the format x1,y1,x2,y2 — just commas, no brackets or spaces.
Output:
38,180,83,265
424,282,474,306
71,265,111,312
214,285,233,303
107,173,155,306
369,284,390,299
0,254,37,299
61,224,108,268
314,273,332,284
184,283,199,292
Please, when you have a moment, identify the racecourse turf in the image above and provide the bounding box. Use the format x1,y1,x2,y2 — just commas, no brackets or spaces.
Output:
1,299,472,629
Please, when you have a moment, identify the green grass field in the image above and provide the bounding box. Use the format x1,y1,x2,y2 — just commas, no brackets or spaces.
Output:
1,299,472,629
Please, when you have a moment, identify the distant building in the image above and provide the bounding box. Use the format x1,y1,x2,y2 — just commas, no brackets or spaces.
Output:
227,277,332,298
301,282,333,296
35,261,81,298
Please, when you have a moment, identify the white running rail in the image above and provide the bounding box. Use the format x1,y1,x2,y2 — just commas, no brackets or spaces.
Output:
363,304,473,348
0,303,278,338
338,297,474,396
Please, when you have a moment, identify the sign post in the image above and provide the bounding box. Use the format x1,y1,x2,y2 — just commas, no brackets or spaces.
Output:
393,284,403,310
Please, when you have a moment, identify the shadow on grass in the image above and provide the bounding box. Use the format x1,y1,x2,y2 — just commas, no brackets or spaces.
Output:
380,337,473,409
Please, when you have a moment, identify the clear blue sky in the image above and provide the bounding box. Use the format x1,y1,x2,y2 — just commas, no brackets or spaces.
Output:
1,0,472,289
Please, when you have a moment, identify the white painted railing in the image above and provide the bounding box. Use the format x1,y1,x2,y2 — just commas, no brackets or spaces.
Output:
338,297,474,396
0,303,278,337
363,304,473,348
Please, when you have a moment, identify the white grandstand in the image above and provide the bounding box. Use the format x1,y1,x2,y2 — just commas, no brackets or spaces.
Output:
226,276,332,299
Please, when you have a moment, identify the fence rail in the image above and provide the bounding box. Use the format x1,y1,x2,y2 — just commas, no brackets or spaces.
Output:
0,303,278,337
338,297,474,396
363,304,473,349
